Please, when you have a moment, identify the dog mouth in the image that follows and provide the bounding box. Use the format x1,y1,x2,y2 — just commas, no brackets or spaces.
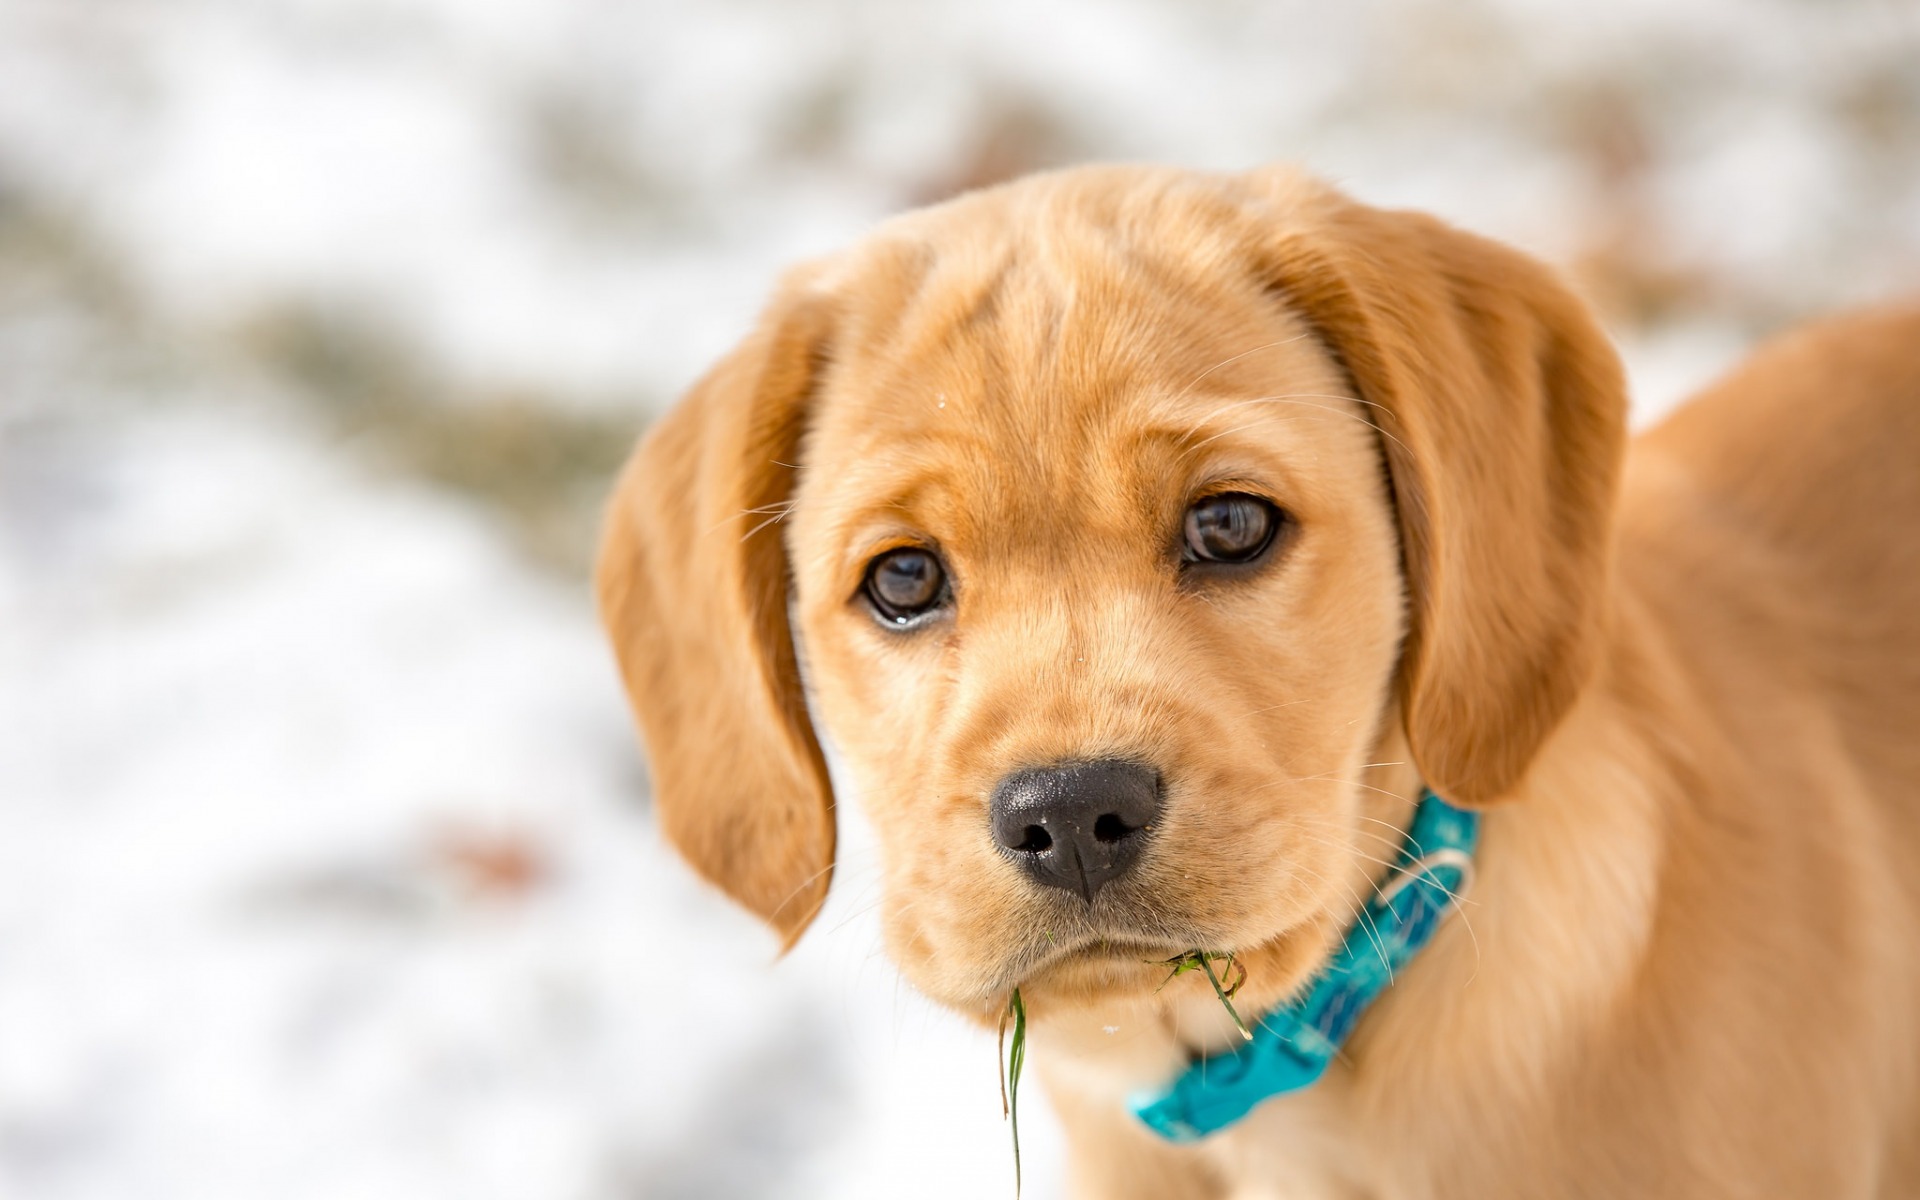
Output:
992,933,1203,998
985,906,1340,1023
1052,936,1193,966
959,872,1342,1013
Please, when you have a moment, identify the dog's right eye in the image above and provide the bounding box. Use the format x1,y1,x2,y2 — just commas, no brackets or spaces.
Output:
862,547,950,626
1183,492,1282,565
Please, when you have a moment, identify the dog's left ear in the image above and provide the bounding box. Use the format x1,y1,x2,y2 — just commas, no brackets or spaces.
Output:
1239,171,1629,804
596,268,837,946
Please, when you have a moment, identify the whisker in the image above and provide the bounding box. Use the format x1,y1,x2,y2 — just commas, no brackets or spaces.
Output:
1175,392,1415,465
1170,335,1317,403
1273,848,1394,984
1290,817,1484,982
1271,772,1420,809
1235,697,1316,720
1168,389,1359,446
1296,820,1479,913
698,501,797,541
738,510,795,543
767,858,839,922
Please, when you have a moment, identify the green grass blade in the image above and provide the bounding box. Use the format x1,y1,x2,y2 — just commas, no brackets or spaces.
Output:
1197,952,1253,1041
1004,987,1027,1196
1153,950,1254,1040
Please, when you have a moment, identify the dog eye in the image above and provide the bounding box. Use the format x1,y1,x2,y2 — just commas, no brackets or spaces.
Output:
863,547,950,625
1183,493,1282,565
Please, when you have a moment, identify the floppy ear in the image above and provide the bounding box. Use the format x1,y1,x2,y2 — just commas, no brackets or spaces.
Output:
595,272,836,945
1246,174,1628,803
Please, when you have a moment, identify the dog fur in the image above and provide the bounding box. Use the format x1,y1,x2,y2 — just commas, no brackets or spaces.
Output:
597,164,1920,1198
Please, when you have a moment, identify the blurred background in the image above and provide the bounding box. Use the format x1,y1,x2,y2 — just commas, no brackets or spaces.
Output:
3,0,1916,1197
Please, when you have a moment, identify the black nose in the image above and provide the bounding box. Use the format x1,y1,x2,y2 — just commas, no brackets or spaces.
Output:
990,759,1163,903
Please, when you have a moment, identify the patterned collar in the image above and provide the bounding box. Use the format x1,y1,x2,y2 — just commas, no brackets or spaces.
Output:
1130,789,1481,1142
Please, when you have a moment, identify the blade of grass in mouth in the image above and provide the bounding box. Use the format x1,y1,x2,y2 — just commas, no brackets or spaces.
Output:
994,952,1249,1193
1154,950,1253,1041
998,987,1028,1196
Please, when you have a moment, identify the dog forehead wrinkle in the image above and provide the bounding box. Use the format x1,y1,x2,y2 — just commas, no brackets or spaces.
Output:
888,240,1028,367
823,218,1329,502
813,397,1157,563
869,227,1211,390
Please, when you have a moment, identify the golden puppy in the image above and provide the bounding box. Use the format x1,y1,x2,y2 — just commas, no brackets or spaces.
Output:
597,164,1920,1197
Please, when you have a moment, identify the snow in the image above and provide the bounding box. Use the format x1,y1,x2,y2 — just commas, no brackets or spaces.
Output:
0,403,1063,1198
2,0,1914,1196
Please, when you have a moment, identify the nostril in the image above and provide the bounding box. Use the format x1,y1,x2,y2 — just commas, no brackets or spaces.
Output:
989,758,1164,900
1015,825,1053,853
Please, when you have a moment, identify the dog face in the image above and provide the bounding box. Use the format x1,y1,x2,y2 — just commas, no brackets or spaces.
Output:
783,226,1406,1016
598,165,1626,1026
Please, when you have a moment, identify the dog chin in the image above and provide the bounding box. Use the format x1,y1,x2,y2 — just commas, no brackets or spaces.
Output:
999,915,1341,1032
1018,939,1194,1002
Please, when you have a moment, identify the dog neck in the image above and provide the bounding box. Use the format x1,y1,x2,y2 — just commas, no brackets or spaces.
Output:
1130,789,1483,1141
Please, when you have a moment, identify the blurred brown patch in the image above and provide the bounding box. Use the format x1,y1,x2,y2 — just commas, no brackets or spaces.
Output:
432,825,551,902
778,74,860,167
241,306,644,575
908,95,1083,206
1554,81,1718,328
1835,60,1920,188
522,86,688,234
0,191,145,335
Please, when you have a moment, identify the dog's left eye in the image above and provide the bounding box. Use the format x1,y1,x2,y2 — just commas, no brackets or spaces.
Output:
1183,493,1282,565
863,547,950,626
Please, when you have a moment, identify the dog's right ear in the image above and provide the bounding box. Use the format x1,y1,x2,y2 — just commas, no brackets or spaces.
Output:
1234,169,1628,805
596,270,836,947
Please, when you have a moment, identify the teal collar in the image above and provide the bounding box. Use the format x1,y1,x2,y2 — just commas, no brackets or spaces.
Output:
1130,789,1480,1142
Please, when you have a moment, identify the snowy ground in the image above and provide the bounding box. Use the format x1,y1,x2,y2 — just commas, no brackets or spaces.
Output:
0,396,1053,1200
3,1,1916,1197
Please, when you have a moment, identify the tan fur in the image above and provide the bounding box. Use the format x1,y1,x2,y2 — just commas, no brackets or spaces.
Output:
596,164,1920,1197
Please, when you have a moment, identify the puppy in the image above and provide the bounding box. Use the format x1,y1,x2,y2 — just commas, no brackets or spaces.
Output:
597,164,1920,1197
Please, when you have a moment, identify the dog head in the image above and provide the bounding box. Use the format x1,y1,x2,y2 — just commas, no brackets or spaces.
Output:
597,165,1625,1024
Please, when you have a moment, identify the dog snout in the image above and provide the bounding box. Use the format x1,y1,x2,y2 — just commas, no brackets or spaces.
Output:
989,759,1163,903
